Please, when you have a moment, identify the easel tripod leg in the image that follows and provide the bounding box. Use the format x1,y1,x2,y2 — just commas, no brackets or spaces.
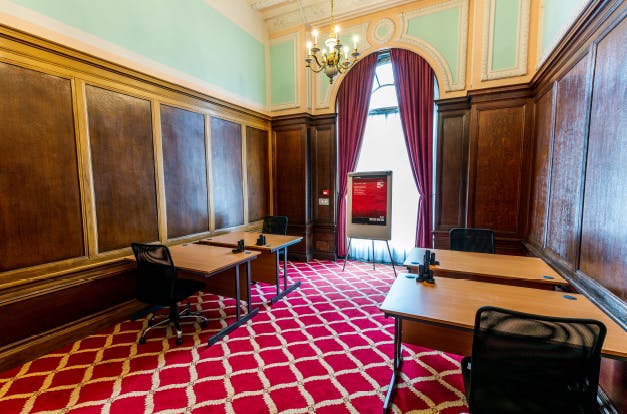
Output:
385,240,397,276
342,237,353,271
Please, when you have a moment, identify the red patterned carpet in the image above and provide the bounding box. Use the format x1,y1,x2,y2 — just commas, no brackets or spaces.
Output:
0,260,468,413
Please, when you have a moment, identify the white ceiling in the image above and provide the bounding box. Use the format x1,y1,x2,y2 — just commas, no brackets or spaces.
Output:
247,0,418,33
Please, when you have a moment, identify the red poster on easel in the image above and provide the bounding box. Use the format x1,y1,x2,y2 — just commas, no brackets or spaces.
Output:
351,176,387,225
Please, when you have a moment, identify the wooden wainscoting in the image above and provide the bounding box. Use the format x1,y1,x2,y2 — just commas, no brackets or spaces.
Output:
0,261,141,373
0,25,271,371
433,97,470,250
272,114,313,261
433,89,532,256
161,104,209,239
311,114,338,261
527,0,626,411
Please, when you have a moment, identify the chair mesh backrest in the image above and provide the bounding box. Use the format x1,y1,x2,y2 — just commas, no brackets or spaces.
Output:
468,306,607,414
449,228,495,254
131,243,177,305
262,216,288,235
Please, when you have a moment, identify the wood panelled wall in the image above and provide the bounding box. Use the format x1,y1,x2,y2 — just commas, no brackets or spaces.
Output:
272,115,312,261
310,115,338,260
271,114,337,261
0,26,270,371
527,2,626,410
434,87,532,255
527,0,625,306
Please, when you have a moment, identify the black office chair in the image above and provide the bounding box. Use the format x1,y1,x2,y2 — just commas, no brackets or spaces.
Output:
262,215,288,235
449,228,495,254
131,243,209,345
461,306,606,414
262,215,289,271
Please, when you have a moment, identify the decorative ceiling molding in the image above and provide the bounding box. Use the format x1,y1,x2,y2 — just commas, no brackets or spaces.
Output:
247,0,287,10
249,0,417,33
372,17,396,45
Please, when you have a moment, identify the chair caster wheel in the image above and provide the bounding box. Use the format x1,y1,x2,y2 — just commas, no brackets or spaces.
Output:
138,337,146,344
176,337,183,345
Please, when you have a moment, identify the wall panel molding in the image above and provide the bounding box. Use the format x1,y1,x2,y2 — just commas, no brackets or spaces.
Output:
481,0,530,80
0,25,271,281
399,0,468,92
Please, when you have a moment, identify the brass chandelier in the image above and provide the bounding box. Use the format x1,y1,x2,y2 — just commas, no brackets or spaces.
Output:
305,0,360,84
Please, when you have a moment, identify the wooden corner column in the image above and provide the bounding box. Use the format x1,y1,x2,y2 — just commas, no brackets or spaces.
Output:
271,114,313,261
433,96,470,249
311,114,337,261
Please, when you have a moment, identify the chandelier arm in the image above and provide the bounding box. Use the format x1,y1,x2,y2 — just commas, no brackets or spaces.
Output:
307,65,325,74
309,54,325,69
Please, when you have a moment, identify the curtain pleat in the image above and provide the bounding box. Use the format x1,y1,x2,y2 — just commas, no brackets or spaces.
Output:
336,52,379,257
390,49,434,248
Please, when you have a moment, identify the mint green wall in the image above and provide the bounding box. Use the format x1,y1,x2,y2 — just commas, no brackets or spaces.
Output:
406,7,460,83
492,0,519,70
541,0,583,58
11,0,266,106
270,39,296,106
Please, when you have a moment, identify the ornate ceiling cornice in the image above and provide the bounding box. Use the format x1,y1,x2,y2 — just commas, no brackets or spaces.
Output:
248,0,418,33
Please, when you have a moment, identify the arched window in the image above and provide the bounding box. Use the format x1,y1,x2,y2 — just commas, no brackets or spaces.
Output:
349,52,421,263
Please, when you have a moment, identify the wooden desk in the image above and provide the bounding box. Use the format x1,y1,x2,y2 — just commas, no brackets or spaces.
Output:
404,248,568,289
379,275,627,411
199,231,302,303
128,243,261,346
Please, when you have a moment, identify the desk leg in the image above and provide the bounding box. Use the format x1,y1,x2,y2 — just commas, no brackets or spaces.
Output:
234,264,241,321
275,250,281,298
383,316,403,413
283,247,288,291
269,247,301,304
246,260,252,314
207,261,259,346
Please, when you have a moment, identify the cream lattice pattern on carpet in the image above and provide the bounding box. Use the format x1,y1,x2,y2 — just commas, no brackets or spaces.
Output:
0,260,468,413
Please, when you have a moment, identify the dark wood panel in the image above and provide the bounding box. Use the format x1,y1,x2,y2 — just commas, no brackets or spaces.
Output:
545,56,591,267
0,262,136,346
469,105,527,235
527,87,555,248
211,117,244,229
311,117,336,223
273,126,309,225
311,115,337,259
86,85,158,251
246,126,269,222
580,18,627,300
435,112,468,230
161,105,208,238
0,62,84,271
600,358,627,414
272,114,312,260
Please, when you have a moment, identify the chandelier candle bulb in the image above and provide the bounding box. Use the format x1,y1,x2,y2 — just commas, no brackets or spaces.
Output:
303,0,360,84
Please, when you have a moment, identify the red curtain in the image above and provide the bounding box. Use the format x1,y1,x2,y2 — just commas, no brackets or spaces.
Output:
336,52,379,257
390,48,434,248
